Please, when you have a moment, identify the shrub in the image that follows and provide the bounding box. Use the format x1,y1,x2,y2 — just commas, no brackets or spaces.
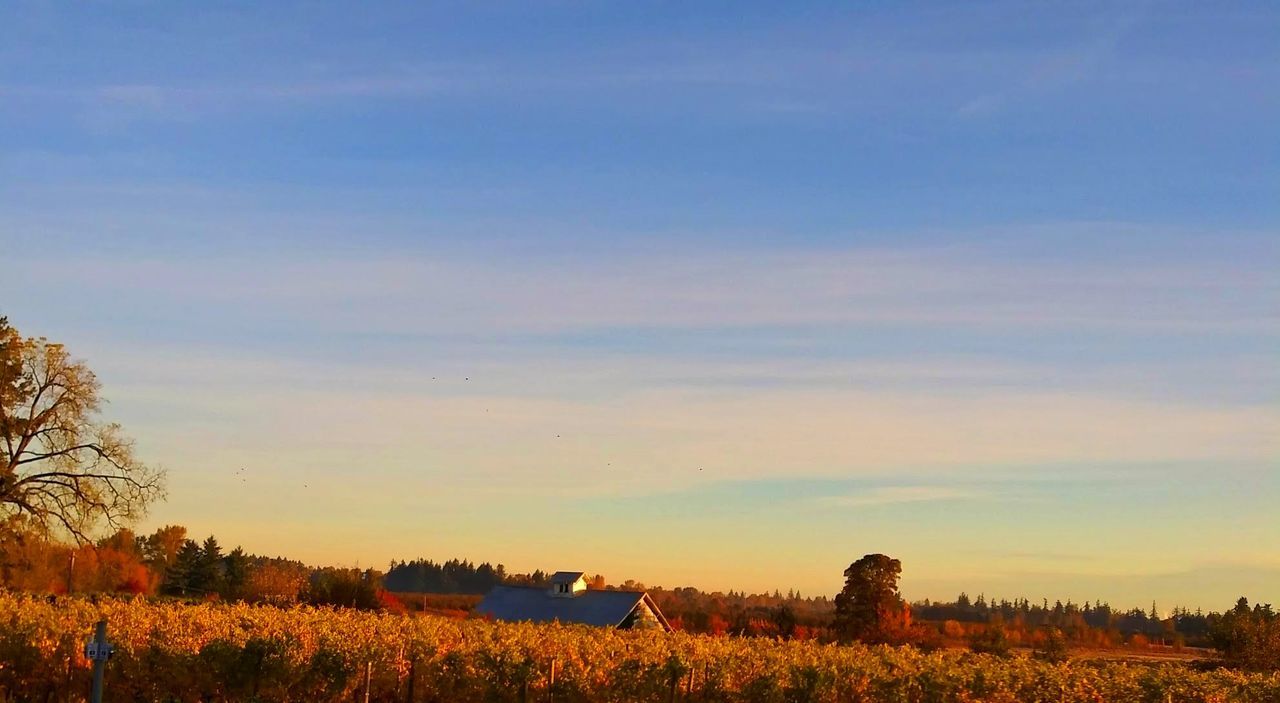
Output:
969,624,1012,657
1034,627,1070,664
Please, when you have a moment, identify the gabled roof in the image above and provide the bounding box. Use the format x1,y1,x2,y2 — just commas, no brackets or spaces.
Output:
476,585,670,630
548,571,585,584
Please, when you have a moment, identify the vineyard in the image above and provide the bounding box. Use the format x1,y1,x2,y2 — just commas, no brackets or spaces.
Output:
2,593,1278,703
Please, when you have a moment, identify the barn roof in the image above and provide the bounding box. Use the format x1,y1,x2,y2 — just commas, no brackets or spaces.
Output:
476,585,669,630
548,571,585,584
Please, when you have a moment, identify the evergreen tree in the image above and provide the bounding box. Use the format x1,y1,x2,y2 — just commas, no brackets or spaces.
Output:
194,536,224,596
223,547,250,600
164,540,202,596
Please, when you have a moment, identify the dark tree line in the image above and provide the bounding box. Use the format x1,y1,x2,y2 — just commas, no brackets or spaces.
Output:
383,558,509,594
382,560,578,594
649,586,832,638
913,593,1215,645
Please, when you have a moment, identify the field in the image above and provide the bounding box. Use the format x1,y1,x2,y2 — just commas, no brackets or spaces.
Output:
2,593,1278,703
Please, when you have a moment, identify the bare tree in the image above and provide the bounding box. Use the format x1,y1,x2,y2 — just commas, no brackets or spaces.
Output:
0,316,164,542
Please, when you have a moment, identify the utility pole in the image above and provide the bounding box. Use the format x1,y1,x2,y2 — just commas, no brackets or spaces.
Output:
85,620,112,703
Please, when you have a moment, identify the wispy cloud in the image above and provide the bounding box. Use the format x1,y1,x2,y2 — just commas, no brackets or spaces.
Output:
956,94,1005,118
13,236,1276,336
956,4,1148,118
815,485,983,508
0,5,1162,127
967,549,1098,563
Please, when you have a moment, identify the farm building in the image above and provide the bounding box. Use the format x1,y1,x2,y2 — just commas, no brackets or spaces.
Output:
476,571,672,632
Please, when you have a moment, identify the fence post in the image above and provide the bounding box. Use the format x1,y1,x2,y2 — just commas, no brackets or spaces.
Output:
252,647,264,699
64,652,73,703
405,656,416,703
547,659,557,703
364,661,373,703
88,621,107,703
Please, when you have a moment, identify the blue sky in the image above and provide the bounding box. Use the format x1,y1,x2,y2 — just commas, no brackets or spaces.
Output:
1,2,1277,610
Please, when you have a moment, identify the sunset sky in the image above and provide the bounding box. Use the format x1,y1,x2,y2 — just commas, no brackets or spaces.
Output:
1,2,1276,610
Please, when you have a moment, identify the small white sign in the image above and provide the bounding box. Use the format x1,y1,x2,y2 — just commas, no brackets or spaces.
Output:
84,642,114,661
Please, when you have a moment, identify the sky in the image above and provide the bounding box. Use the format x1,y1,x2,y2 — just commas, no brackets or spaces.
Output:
0,2,1277,611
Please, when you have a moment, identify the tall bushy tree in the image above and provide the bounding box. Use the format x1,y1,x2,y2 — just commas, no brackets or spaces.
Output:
834,553,907,643
245,559,309,604
0,317,164,542
307,567,382,609
143,524,187,571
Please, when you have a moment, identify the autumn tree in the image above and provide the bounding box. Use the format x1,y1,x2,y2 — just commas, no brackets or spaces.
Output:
0,317,164,542
1035,627,1070,663
308,567,382,609
1211,597,1280,671
142,524,187,572
245,559,309,604
771,603,798,639
970,622,1013,657
833,553,906,643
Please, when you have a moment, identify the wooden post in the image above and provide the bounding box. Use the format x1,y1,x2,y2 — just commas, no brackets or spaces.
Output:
67,553,76,595
363,661,372,703
88,621,107,703
252,647,264,699
394,643,405,699
63,652,72,703
547,659,556,703
405,656,416,703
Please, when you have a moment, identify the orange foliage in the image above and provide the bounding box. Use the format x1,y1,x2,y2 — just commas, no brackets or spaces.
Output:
376,590,407,614
792,625,818,641
118,563,155,594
